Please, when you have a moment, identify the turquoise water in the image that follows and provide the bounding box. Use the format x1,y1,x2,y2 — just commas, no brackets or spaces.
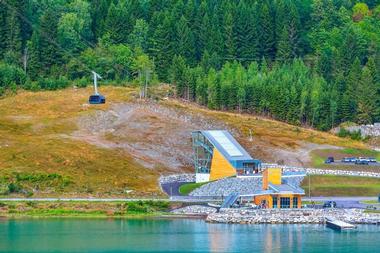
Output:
1,218,380,253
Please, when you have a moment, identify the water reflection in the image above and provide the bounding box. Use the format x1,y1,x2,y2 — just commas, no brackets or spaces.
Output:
0,219,379,253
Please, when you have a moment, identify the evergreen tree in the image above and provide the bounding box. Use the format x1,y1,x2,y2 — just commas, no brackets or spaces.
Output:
28,8,62,78
169,55,188,98
258,1,276,60
0,1,7,58
149,14,174,81
356,67,377,124
276,0,301,61
234,1,259,64
206,68,219,109
103,1,132,44
174,16,195,66
90,0,111,39
4,6,22,64
222,11,235,59
128,19,149,51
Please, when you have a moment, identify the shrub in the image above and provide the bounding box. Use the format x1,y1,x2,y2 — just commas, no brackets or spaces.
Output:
338,128,362,140
36,76,70,90
8,182,21,193
0,62,27,94
126,201,148,213
75,77,89,88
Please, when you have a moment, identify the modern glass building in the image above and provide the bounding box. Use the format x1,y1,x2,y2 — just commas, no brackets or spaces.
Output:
191,130,261,182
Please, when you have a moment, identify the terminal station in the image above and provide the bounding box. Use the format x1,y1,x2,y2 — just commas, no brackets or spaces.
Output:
191,130,305,208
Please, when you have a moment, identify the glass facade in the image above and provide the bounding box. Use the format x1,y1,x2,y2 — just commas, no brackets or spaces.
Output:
192,132,213,174
280,197,290,208
292,197,298,208
272,196,278,208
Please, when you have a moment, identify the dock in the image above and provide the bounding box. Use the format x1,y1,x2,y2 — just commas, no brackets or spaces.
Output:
326,219,356,231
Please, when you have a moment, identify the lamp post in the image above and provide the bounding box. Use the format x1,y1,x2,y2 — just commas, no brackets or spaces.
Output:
308,173,311,200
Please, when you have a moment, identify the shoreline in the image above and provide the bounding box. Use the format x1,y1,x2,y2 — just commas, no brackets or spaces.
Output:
1,211,380,225
1,199,380,225
206,208,380,225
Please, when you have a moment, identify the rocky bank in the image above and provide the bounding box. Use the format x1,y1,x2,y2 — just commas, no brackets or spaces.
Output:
206,208,380,224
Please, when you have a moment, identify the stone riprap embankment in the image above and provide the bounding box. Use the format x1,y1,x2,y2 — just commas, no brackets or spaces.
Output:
206,208,380,224
333,123,380,138
189,175,304,197
159,174,195,184
171,205,217,215
190,177,261,197
305,168,380,178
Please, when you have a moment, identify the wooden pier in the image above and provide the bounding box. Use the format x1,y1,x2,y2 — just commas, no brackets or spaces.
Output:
326,219,356,231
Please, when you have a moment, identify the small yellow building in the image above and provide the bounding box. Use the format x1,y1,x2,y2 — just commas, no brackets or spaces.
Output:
252,168,304,208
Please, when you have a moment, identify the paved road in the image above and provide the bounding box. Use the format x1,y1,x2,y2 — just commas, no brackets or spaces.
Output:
304,196,378,209
0,198,169,202
161,182,187,196
304,196,377,202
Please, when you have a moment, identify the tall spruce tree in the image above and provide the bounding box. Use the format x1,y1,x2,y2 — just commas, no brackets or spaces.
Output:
174,16,195,66
356,67,377,124
28,8,62,78
258,1,276,60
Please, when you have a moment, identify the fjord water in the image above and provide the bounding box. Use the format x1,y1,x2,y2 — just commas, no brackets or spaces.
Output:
1,218,379,253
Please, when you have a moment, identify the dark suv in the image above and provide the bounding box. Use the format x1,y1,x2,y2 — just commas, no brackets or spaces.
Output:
325,157,334,164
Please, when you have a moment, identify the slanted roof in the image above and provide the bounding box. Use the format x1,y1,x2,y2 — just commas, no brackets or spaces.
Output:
200,130,253,162
269,183,305,195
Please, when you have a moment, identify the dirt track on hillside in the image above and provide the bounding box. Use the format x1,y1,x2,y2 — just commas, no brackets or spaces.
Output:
73,101,341,171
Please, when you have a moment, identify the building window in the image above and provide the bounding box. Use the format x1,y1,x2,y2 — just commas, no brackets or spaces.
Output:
192,132,213,174
280,197,290,208
272,196,278,208
292,197,298,208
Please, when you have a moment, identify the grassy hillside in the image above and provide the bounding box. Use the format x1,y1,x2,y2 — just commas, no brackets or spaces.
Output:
164,100,365,150
0,86,372,197
301,175,380,197
0,87,161,197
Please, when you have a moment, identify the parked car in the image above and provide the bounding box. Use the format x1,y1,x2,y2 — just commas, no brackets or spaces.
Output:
323,201,337,208
355,157,369,165
342,157,356,163
368,157,377,163
325,157,334,164
366,205,377,210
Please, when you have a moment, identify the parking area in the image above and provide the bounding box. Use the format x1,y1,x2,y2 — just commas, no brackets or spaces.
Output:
330,161,380,166
324,156,380,166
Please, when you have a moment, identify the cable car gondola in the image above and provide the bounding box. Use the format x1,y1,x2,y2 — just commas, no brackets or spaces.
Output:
89,71,106,104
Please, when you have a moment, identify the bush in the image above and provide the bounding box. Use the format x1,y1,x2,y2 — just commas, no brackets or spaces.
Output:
0,62,27,94
23,81,41,91
126,201,149,213
75,77,89,88
338,128,362,140
36,76,70,90
125,200,169,213
8,182,21,193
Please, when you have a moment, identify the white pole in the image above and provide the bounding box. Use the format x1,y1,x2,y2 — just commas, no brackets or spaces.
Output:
92,71,101,95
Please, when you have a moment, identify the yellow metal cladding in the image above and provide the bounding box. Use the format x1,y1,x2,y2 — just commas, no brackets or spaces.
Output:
254,194,302,208
262,168,282,189
209,148,236,181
